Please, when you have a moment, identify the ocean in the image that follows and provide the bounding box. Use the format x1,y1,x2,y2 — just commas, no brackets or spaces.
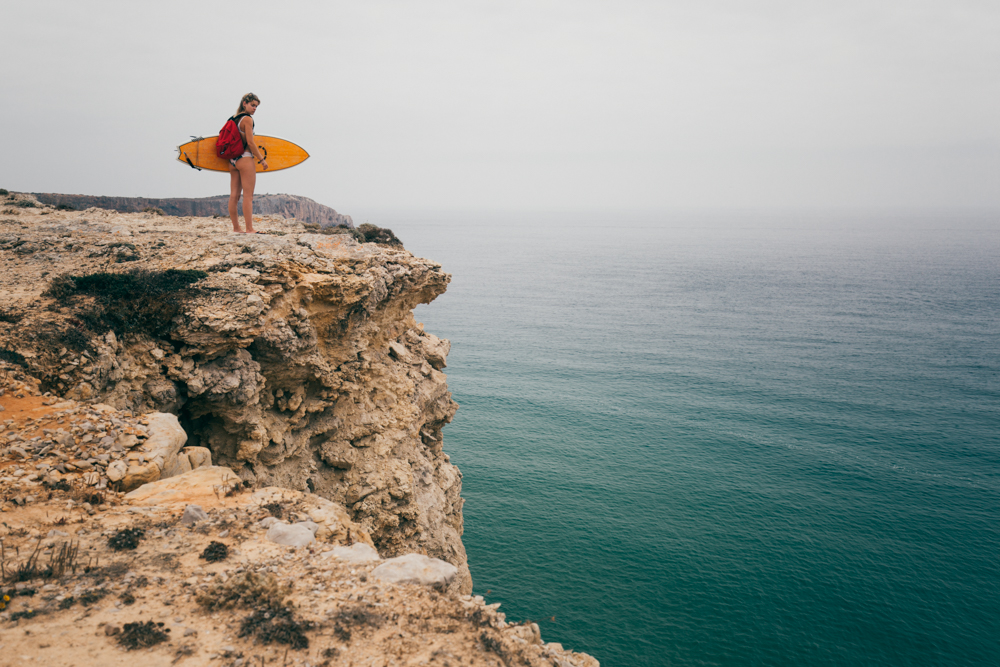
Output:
377,210,1000,666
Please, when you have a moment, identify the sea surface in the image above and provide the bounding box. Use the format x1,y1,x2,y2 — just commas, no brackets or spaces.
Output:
376,210,1000,666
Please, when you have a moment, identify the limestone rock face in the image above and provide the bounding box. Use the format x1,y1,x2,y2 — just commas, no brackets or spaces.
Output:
0,203,469,592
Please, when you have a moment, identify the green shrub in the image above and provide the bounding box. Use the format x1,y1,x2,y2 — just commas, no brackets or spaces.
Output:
13,200,37,208
0,348,27,367
305,222,365,243
0,189,8,196
43,268,207,337
108,527,145,551
56,203,76,211
357,223,402,247
43,275,77,300
239,606,312,649
0,307,22,323
60,325,90,351
118,620,169,650
196,571,291,611
70,269,206,297
141,207,164,216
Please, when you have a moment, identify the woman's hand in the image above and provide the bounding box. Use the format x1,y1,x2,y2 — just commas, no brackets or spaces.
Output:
260,159,269,171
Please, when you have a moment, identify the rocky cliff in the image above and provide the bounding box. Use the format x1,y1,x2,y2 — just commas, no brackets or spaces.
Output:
30,192,353,228
0,192,601,666
0,193,467,592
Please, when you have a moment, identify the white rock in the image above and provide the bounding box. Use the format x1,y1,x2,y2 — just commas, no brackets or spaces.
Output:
297,520,320,535
181,446,213,470
258,517,280,529
141,412,188,475
326,543,380,563
388,341,411,363
371,553,458,587
266,522,315,547
181,504,208,525
106,460,128,482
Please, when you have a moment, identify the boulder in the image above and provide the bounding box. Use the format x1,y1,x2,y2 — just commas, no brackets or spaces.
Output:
266,521,315,548
105,459,128,482
141,412,188,474
161,446,214,478
372,553,458,588
183,446,213,469
121,461,160,492
124,466,242,508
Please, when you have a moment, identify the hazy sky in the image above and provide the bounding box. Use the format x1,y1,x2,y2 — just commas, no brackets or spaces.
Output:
3,0,998,215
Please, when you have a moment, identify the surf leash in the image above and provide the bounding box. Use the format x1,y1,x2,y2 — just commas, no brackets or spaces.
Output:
182,151,202,171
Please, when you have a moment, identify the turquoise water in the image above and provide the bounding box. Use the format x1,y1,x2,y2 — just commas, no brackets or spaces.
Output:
384,211,1000,666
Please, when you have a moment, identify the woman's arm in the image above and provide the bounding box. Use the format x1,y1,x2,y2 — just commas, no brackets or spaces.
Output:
240,117,269,170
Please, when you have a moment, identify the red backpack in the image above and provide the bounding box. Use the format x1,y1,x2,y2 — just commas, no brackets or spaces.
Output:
216,113,249,159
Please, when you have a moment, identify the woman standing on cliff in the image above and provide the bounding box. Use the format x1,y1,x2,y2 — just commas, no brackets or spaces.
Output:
228,93,269,233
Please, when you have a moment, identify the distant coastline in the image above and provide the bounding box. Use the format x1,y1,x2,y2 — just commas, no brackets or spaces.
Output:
30,192,353,228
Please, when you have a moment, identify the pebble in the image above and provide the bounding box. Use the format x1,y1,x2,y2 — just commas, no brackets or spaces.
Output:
106,460,127,481
181,504,209,525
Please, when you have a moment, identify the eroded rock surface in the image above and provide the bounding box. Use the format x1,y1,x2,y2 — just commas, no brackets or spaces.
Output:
0,466,598,667
0,196,469,591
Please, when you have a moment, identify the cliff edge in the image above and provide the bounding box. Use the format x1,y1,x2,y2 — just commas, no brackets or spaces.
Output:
30,192,354,228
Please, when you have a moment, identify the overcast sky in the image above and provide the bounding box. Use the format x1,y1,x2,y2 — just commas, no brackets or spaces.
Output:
3,0,998,215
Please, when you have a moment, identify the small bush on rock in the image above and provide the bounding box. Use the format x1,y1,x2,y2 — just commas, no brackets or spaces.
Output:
118,620,170,650
199,541,229,562
108,527,145,551
0,347,27,368
357,223,402,247
196,571,291,611
239,606,312,649
42,268,207,338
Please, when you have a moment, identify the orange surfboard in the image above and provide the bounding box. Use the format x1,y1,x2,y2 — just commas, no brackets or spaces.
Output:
176,135,309,173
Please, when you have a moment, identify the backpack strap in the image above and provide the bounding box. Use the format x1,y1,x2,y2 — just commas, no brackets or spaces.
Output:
231,113,253,149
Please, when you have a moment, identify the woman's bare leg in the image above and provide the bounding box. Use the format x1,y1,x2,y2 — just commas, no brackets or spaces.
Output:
237,158,257,233
228,167,243,232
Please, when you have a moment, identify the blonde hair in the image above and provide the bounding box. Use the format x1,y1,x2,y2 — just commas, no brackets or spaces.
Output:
235,92,260,115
